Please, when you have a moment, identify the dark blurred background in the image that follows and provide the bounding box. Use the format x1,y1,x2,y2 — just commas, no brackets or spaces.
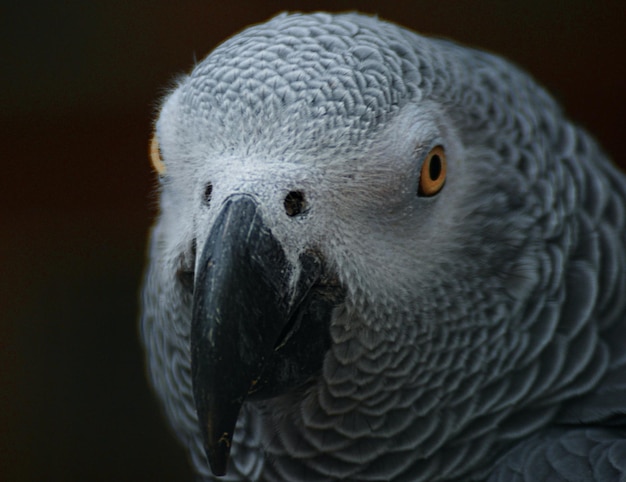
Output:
1,1,624,480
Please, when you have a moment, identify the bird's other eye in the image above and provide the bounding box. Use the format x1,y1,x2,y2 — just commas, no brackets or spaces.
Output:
149,133,167,175
418,145,447,197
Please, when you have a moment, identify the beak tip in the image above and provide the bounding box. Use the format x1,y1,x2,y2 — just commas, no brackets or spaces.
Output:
206,433,232,477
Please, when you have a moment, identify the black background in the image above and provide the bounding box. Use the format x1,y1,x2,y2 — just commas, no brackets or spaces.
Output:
2,1,624,480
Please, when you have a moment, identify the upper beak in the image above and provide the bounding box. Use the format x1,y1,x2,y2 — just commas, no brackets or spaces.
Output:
190,194,342,476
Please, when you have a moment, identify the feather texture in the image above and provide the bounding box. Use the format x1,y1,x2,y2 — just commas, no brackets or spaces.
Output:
141,12,626,481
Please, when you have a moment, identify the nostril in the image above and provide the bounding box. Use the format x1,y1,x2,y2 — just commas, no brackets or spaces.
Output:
284,191,306,217
203,183,213,206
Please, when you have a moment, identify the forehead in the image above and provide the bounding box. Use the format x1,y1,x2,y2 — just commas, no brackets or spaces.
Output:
172,14,423,154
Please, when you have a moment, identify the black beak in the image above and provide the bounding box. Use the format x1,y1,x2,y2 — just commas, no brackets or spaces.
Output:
191,195,342,476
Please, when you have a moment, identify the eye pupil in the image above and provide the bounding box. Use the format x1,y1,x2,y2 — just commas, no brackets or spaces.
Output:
429,154,442,180
418,145,447,197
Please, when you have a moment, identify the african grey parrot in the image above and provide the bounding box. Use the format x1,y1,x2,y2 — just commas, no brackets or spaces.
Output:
140,12,626,481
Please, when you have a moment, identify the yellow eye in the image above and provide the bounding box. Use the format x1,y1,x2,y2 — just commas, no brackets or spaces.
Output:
418,145,446,196
149,134,166,175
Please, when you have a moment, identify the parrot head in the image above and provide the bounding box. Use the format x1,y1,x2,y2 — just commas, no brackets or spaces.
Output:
141,12,624,480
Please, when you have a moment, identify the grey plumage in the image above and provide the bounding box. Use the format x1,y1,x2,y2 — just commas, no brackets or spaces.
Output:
140,12,626,481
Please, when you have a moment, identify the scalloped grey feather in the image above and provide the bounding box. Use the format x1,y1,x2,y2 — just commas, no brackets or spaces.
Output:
140,12,626,481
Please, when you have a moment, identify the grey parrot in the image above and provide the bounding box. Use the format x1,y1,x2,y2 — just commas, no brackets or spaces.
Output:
140,12,626,481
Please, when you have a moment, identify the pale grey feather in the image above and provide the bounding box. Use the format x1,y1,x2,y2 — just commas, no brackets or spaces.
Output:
141,12,626,481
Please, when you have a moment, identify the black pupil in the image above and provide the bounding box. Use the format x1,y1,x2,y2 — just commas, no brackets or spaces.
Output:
429,155,441,180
